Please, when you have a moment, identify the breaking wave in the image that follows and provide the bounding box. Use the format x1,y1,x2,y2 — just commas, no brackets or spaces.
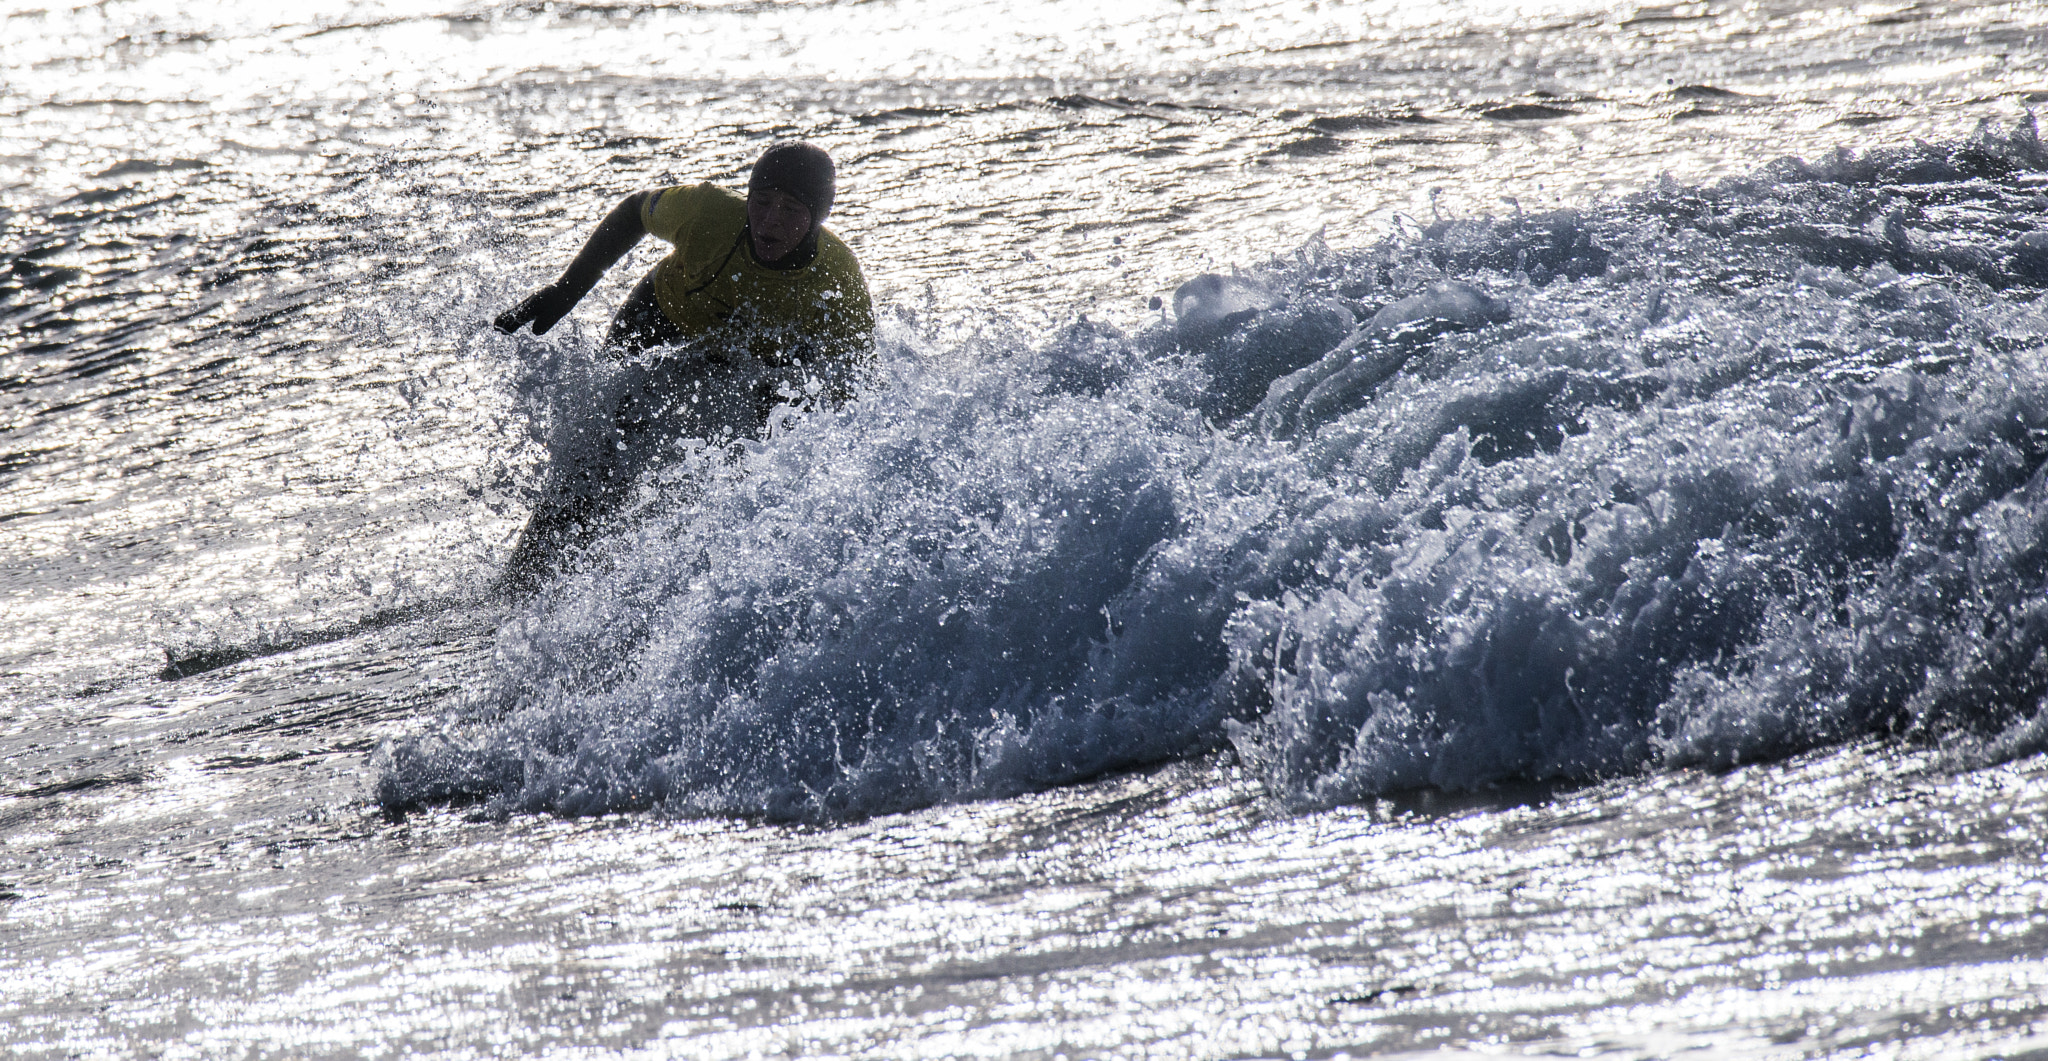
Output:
378,117,2048,821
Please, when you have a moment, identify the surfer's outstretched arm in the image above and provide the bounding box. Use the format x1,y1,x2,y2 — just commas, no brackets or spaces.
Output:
494,191,653,335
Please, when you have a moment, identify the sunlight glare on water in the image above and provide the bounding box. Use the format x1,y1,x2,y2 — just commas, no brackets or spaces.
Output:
4,0,2048,1057
10,0,1629,97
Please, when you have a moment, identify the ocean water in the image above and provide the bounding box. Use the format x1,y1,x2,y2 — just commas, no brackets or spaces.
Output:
6,0,2048,1057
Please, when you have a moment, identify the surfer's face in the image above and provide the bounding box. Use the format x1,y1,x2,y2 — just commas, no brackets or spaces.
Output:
747,188,812,264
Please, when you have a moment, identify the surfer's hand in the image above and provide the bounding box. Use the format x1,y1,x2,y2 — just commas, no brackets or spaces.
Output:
494,285,578,335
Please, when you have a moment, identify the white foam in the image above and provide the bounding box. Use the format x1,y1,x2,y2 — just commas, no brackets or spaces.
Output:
379,117,2048,820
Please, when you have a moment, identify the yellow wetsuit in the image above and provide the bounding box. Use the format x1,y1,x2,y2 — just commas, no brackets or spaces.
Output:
640,182,874,370
501,173,874,584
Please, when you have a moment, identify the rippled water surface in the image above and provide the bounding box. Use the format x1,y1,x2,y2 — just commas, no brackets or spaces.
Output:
5,0,2048,1057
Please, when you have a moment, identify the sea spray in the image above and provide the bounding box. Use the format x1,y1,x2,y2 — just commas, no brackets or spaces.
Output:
378,118,2048,820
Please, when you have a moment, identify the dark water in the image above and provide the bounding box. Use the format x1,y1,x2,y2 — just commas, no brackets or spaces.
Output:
5,1,2048,1056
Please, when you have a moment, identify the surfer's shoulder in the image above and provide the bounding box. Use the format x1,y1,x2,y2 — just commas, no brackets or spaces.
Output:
814,227,865,279
643,182,743,240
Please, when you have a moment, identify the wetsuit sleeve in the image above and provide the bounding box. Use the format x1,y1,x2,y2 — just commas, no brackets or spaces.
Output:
641,182,716,245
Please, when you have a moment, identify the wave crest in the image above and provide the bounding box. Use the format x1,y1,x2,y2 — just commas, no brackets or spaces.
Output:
379,117,2048,820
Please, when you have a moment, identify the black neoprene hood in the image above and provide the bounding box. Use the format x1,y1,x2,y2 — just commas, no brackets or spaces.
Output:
748,141,836,224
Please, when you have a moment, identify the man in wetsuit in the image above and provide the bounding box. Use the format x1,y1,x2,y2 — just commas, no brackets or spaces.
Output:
492,141,875,584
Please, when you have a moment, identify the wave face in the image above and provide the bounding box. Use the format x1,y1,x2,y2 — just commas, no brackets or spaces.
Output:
378,119,2048,821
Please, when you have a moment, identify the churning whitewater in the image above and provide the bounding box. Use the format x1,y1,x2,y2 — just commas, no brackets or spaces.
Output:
377,118,2048,823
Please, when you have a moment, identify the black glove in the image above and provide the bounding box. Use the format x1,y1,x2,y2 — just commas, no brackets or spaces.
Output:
493,284,581,335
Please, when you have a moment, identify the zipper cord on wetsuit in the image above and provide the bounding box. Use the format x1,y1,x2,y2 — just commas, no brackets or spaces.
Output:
680,226,750,300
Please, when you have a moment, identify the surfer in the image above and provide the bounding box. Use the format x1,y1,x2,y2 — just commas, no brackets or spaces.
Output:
492,141,875,587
